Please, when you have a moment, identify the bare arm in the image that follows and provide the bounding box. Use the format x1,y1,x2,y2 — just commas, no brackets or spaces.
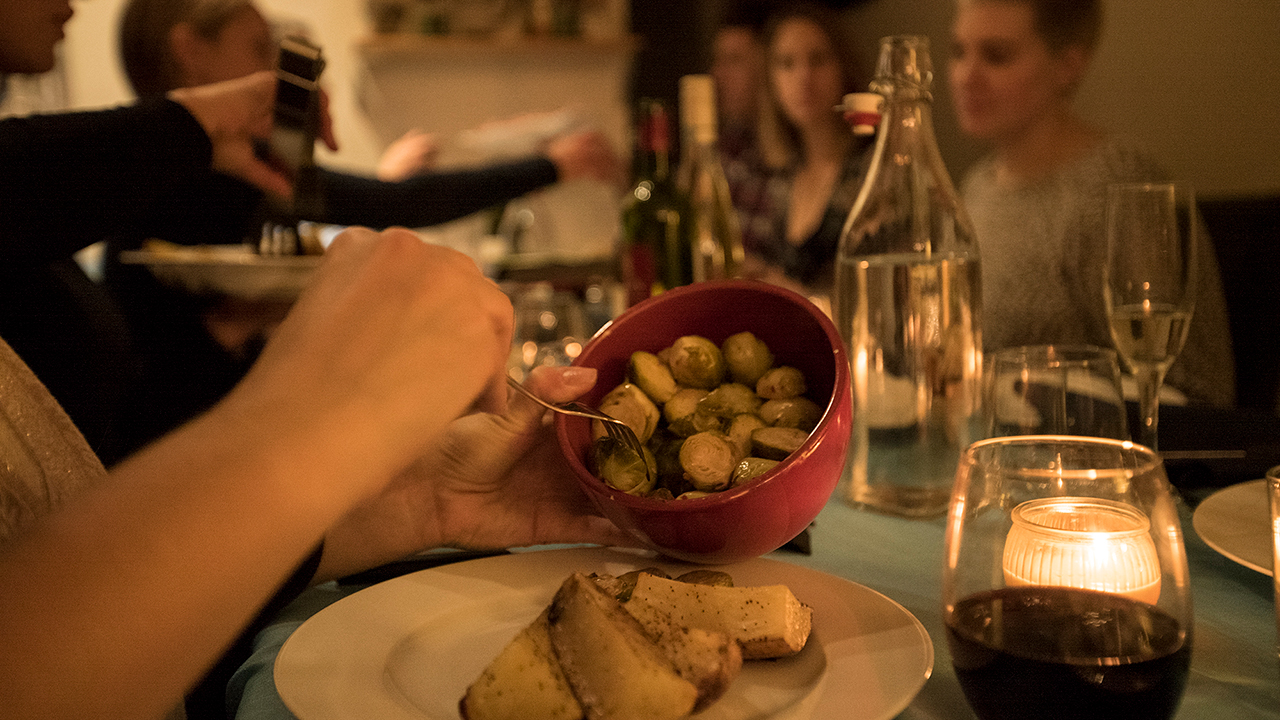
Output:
0,228,512,719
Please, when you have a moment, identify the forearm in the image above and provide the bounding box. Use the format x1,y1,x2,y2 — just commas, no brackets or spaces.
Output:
317,157,558,229
0,389,387,718
0,99,214,259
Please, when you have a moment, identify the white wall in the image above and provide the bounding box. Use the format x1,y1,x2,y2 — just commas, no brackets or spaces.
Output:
843,0,1280,197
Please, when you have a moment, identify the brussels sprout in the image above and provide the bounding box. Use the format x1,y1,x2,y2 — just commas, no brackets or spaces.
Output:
675,570,735,587
677,490,714,500
664,388,720,437
756,366,807,399
726,413,766,460
678,431,738,491
697,382,763,419
663,387,707,423
592,436,657,495
721,331,775,386
628,350,678,404
732,457,780,486
610,568,671,600
666,335,726,389
750,426,810,461
760,397,823,431
596,382,660,443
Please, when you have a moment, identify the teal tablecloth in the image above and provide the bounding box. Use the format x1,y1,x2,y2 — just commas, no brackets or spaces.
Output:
230,493,1280,719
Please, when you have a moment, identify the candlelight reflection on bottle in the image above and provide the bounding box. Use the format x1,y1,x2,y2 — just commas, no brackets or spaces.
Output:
1003,497,1162,605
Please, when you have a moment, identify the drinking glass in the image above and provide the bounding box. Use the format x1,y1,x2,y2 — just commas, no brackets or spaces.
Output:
985,344,1129,440
1268,464,1280,670
943,436,1193,720
507,282,587,380
1103,182,1198,451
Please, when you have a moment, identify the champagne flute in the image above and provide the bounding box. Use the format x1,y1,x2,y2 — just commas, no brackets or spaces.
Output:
1103,183,1198,451
943,436,1194,720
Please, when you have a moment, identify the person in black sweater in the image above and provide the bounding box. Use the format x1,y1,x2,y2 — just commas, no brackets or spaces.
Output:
0,0,620,467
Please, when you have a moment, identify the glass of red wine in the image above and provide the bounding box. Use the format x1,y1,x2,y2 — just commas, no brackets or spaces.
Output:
943,436,1193,720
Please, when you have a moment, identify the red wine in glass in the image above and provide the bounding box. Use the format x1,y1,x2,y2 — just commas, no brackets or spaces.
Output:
947,586,1191,720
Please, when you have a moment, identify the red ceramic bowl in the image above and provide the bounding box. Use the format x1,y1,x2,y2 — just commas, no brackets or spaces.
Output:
555,280,852,564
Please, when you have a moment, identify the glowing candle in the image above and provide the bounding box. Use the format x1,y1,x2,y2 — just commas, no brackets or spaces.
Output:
1003,497,1162,605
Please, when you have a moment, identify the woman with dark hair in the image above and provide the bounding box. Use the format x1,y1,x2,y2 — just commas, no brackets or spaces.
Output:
0,0,621,468
949,0,1234,405
734,1,870,299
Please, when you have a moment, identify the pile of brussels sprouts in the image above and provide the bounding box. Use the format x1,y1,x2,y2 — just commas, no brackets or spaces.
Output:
590,332,821,500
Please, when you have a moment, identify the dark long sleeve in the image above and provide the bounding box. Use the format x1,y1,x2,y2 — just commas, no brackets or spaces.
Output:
315,156,558,229
0,97,215,262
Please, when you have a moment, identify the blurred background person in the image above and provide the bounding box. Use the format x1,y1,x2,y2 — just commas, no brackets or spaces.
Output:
735,1,869,299
949,0,1234,406
0,0,621,468
710,1,769,195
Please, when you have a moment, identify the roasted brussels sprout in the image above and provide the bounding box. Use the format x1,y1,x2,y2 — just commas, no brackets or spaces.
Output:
592,436,657,495
760,397,823,431
726,413,766,460
751,426,810,461
678,431,738,491
697,383,762,419
596,382,660,443
721,331,774,387
666,336,726,389
587,330,820,501
675,569,735,587
732,457,779,486
756,366,806,399
628,351,678,404
665,388,721,437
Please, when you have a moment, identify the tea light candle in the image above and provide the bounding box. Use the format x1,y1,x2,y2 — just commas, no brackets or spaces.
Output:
1003,497,1162,605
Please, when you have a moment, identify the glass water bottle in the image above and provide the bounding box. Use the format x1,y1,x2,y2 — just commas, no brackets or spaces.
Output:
833,36,983,519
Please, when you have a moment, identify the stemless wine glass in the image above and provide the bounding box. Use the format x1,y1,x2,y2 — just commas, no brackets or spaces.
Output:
507,281,587,380
943,436,1193,720
1103,182,1198,450
985,344,1130,440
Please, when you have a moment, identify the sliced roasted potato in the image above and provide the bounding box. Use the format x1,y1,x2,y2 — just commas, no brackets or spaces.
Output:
548,574,699,720
626,573,813,660
460,609,583,720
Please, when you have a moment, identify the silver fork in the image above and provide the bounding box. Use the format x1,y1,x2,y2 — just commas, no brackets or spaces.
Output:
505,375,650,473
258,221,300,256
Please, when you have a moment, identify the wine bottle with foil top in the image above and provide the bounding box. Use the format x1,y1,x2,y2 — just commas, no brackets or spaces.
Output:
675,74,744,283
619,97,691,307
833,36,983,519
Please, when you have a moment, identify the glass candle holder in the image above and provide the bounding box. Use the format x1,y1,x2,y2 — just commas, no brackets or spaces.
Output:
1003,497,1161,605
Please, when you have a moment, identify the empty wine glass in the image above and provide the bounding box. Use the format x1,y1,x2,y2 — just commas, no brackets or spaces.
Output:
508,282,587,380
1103,182,1198,451
943,436,1193,720
984,344,1129,440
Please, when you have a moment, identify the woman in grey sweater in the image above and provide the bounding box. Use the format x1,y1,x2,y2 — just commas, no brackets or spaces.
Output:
949,0,1234,406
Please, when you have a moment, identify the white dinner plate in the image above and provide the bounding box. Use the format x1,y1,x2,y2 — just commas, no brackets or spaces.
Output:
275,547,933,720
119,245,321,300
1193,478,1273,576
